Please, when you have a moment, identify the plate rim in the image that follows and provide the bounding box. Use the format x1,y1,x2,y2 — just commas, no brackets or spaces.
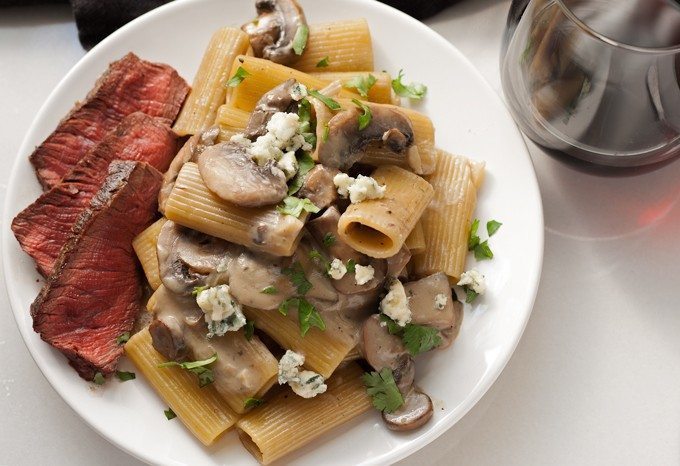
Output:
2,0,545,464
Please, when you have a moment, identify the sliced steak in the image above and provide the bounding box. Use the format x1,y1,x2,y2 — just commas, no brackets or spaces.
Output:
31,161,162,380
30,53,189,189
12,112,177,277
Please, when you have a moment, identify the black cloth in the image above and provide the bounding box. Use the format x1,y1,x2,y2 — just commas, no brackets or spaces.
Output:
0,0,459,49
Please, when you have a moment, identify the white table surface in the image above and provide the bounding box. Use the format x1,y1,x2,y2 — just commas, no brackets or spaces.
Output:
1,1,679,465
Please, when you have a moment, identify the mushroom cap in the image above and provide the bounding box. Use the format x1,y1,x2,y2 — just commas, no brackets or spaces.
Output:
245,79,299,140
242,0,308,65
157,220,237,295
317,104,415,171
149,317,188,362
227,250,295,310
382,389,434,431
198,141,288,207
297,164,340,210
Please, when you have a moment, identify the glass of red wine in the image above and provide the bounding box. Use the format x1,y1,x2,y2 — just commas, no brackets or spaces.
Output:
501,0,680,167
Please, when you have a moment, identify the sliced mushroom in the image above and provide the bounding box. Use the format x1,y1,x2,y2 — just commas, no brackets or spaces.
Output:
317,104,416,170
159,126,219,214
149,317,188,362
227,250,295,310
157,220,238,295
404,272,462,349
386,245,411,278
198,141,287,207
297,164,340,210
383,389,433,431
242,0,308,65
244,79,299,140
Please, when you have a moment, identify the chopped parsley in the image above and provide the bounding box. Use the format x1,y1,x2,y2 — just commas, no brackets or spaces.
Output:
244,397,265,409
322,233,336,247
292,24,309,55
297,98,316,147
244,320,255,341
379,315,442,356
164,408,176,420
464,287,479,304
115,371,136,382
92,372,105,385
261,285,278,295
316,56,330,68
473,240,493,261
322,123,330,142
346,258,356,273
192,285,208,296
277,196,320,218
362,368,404,413
391,69,427,99
287,152,315,196
226,66,250,87
157,354,218,388
309,249,331,272
487,219,502,237
282,261,312,295
351,98,372,130
278,297,326,336
344,74,376,97
115,332,130,345
308,89,342,110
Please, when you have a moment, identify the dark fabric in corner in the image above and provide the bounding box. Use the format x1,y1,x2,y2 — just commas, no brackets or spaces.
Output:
0,0,460,49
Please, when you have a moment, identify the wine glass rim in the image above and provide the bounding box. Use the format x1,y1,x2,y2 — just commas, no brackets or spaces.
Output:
554,0,680,54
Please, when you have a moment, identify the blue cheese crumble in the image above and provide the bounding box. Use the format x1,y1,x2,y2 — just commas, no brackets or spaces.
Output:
380,279,411,327
354,264,375,285
277,350,327,398
195,285,246,337
457,269,486,295
328,258,347,280
333,173,386,204
434,293,448,310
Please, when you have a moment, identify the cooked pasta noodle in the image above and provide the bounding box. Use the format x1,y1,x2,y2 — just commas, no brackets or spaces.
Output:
405,221,426,255
337,165,434,258
132,218,166,290
309,71,394,104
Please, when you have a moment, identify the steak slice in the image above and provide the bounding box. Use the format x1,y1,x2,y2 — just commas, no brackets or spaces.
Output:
30,52,189,189
12,112,177,277
31,161,162,380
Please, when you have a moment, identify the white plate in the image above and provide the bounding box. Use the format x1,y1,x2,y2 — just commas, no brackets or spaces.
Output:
2,0,543,464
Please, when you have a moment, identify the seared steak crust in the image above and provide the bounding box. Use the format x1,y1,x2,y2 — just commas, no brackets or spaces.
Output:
31,161,162,380
29,53,189,189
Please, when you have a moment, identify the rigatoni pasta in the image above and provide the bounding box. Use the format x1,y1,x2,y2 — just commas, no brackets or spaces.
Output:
310,71,394,104
236,363,372,465
173,28,250,136
125,329,239,446
405,221,426,255
164,162,307,256
293,20,374,72
414,150,485,280
132,218,166,290
337,165,434,258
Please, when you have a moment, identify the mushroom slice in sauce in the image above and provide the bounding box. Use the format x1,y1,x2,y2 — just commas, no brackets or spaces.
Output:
158,126,219,214
242,0,308,65
148,315,190,362
244,79,299,140
403,272,462,349
157,220,239,295
317,104,416,171
386,245,411,278
197,141,287,207
382,389,433,431
297,164,340,210
227,250,295,310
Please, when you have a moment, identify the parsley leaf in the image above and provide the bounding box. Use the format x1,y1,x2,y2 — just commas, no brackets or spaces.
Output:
279,297,297,316
346,258,356,273
322,233,336,247
244,397,265,409
308,89,341,110
344,74,376,97
316,56,330,68
464,287,479,304
287,152,315,195
192,285,208,297
158,354,217,388
402,325,442,355
115,371,136,382
473,240,494,261
92,372,105,385
362,368,404,413
282,261,312,295
322,123,330,142
487,219,502,237
164,408,176,420
309,249,331,272
379,314,403,335
244,320,255,341
391,69,427,99
277,196,320,217
292,24,309,55
115,332,130,345
226,66,250,87
351,98,372,130
261,286,278,295
468,218,480,251
297,298,326,336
